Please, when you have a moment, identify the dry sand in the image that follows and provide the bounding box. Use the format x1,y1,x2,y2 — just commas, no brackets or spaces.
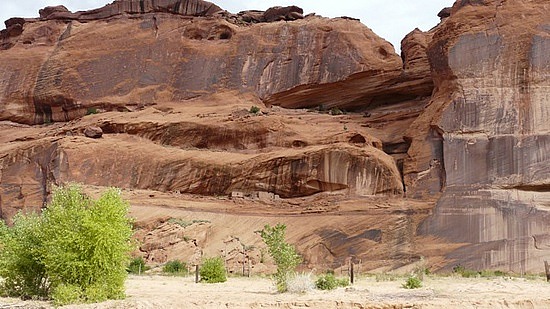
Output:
1,275,550,308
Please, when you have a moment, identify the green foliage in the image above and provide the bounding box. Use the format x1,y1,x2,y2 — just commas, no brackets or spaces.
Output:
259,224,302,292
52,284,82,306
249,106,261,114
0,184,134,305
402,276,422,289
0,213,49,299
127,257,149,274
163,260,187,275
315,273,349,290
86,107,98,115
200,257,227,283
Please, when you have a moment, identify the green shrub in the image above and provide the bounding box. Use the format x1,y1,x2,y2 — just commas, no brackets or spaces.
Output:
402,276,422,289
315,273,349,290
86,107,98,115
200,257,227,283
315,273,337,290
249,106,261,114
260,224,302,292
163,260,187,275
0,213,49,299
0,184,134,304
127,257,149,274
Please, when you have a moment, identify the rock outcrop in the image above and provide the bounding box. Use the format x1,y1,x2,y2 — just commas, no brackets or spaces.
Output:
409,0,550,272
0,6,400,125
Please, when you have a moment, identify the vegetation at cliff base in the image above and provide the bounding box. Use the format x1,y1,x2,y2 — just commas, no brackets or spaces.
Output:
0,184,134,305
259,223,302,292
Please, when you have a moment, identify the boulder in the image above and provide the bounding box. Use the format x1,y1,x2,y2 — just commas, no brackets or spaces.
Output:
84,126,103,138
437,7,452,19
263,6,304,22
39,6,70,19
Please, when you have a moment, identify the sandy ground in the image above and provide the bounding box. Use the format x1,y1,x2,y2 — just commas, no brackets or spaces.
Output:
1,275,550,309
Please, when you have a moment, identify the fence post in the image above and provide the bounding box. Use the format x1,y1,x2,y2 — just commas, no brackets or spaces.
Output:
195,265,200,283
545,261,550,282
350,259,354,285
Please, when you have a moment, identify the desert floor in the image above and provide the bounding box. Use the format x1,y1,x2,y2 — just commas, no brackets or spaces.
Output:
1,274,550,308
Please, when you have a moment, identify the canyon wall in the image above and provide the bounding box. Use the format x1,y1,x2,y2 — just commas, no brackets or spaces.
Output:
0,0,549,272
413,0,550,272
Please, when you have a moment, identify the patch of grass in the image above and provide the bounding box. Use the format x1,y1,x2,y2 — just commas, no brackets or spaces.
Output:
402,276,422,289
287,272,314,294
249,106,261,114
375,272,400,282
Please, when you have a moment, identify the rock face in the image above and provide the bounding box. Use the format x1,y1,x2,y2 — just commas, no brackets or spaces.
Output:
409,0,550,272
39,0,222,21
1,0,549,273
0,4,399,125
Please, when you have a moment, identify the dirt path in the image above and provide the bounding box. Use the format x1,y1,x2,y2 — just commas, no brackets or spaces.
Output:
2,275,550,308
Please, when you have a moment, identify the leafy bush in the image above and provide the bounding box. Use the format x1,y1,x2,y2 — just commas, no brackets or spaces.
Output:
259,224,302,293
249,106,261,114
200,257,227,283
0,213,49,299
163,260,187,275
402,276,422,289
0,184,134,305
315,273,349,290
127,257,149,275
287,272,314,294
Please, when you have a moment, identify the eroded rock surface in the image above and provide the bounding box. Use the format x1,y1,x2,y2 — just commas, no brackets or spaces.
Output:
410,0,550,272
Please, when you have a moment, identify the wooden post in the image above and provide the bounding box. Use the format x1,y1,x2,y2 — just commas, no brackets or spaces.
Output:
350,259,354,285
545,261,550,282
195,265,199,283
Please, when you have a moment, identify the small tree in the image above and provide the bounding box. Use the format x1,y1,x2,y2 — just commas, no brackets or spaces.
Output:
0,184,134,305
200,257,226,283
259,224,302,292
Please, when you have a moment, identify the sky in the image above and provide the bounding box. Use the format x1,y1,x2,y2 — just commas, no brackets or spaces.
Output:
0,0,456,52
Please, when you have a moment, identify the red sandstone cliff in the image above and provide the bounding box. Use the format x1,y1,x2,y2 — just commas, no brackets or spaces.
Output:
0,0,549,273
